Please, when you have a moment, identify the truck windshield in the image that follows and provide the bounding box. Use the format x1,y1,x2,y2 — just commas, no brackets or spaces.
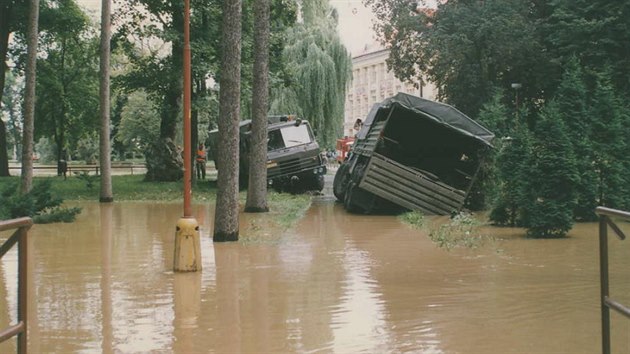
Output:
268,124,312,151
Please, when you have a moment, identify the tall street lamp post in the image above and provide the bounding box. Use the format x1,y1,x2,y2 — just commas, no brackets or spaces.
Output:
511,82,522,120
174,0,201,272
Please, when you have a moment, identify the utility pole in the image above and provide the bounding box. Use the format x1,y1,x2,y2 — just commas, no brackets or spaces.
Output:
174,0,201,272
511,82,522,120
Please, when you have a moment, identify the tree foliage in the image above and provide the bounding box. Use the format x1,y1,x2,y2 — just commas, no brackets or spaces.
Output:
270,0,351,147
0,179,81,223
546,0,630,93
113,0,296,181
520,102,578,237
116,90,161,155
589,70,629,209
365,0,552,118
554,58,597,220
34,9,100,164
367,0,630,233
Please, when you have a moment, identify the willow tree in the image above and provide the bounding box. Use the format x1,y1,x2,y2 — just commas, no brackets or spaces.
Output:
270,0,351,148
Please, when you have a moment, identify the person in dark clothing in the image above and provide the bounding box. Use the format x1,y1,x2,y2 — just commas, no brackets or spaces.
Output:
59,159,68,180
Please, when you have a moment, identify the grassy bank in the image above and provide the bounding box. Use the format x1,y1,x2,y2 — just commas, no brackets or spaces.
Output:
0,175,217,201
0,175,312,235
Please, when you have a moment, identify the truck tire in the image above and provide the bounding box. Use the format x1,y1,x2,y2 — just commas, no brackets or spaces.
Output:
314,174,325,191
333,162,351,201
344,182,360,213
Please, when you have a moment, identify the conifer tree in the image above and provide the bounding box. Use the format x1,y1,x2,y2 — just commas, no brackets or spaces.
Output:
470,89,509,211
520,102,578,238
489,121,531,227
589,71,627,209
590,72,627,208
554,58,597,220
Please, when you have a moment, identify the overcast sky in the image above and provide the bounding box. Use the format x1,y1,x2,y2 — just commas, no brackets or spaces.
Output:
329,0,379,56
76,0,417,57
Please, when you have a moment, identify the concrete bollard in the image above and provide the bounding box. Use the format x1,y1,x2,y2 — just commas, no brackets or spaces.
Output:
174,217,202,272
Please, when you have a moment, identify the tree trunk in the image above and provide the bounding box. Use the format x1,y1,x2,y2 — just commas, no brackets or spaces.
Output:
0,0,13,177
99,0,113,202
245,0,270,213
20,0,39,194
213,0,242,242
0,120,9,176
146,4,184,182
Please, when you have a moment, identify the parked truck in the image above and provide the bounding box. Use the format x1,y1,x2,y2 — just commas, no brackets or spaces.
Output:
208,115,327,193
333,93,494,214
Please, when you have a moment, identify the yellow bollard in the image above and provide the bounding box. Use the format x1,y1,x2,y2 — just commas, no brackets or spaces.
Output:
174,217,202,272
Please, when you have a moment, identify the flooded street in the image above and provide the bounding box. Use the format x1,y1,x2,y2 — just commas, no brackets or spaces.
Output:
1,196,630,353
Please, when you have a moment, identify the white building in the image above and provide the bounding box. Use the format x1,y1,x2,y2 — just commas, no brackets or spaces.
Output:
343,47,437,137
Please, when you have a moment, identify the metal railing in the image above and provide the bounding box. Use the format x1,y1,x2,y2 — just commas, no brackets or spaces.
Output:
596,206,630,354
0,217,32,354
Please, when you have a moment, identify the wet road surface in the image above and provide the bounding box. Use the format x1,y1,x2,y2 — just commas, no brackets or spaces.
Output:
1,177,630,353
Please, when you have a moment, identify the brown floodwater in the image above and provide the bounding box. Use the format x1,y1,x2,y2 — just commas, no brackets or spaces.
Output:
1,198,629,353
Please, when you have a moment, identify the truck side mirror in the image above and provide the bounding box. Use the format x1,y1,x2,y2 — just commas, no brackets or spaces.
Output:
295,118,302,126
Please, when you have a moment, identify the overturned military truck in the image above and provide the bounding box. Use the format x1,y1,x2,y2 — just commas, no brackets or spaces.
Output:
208,116,327,193
333,93,494,214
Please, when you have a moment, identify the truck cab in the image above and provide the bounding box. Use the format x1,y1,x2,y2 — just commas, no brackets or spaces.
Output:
209,116,326,193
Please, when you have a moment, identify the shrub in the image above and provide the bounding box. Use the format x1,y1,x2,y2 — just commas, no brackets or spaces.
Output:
0,179,81,223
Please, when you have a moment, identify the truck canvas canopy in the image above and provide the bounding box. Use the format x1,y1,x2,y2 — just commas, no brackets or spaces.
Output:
334,92,495,215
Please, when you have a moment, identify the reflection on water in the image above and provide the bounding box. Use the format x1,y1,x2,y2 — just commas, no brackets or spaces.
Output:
0,200,629,353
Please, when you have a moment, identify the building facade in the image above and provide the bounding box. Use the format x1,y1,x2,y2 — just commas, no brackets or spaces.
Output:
343,47,437,137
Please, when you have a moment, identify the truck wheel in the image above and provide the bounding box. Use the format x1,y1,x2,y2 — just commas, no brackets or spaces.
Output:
314,174,325,191
344,182,360,213
333,162,351,201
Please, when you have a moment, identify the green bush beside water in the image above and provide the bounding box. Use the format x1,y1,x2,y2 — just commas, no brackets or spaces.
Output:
0,179,82,223
400,210,492,250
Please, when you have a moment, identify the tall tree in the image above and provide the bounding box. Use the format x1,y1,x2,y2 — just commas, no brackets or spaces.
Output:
99,0,113,202
2,72,22,161
270,0,351,147
244,0,270,213
0,0,28,176
589,71,627,209
546,0,630,93
554,58,597,220
115,90,160,154
115,0,186,182
32,0,98,169
489,120,531,227
520,101,578,238
470,88,509,211
364,0,554,118
20,0,39,193
213,0,242,242
0,0,10,176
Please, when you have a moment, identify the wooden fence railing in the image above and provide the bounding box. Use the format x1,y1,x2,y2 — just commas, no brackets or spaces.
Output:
0,217,33,354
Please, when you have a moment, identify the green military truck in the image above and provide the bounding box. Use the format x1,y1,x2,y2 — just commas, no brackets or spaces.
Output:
208,116,326,193
333,93,494,214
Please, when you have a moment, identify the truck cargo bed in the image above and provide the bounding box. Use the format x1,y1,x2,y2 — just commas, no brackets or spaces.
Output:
358,153,466,214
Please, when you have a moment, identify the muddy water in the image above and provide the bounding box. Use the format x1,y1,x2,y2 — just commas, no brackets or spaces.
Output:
1,200,629,353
